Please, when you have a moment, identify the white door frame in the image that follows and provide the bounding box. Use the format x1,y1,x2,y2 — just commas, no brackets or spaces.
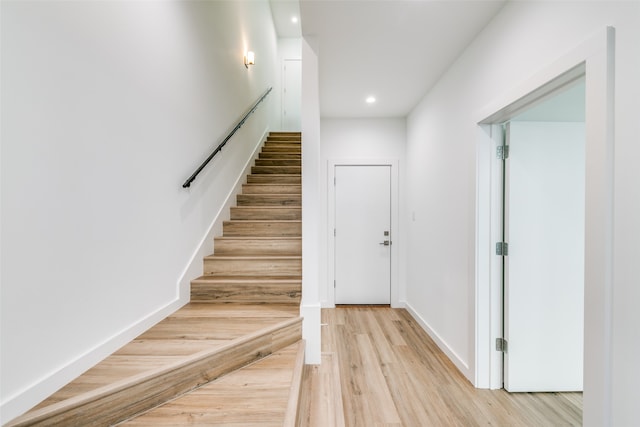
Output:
474,26,614,424
327,159,400,308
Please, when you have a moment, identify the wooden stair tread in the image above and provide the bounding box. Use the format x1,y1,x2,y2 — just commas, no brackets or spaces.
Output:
230,206,302,210
121,341,305,426
25,304,299,413
14,313,302,426
222,220,302,225
194,276,302,282
215,236,302,240
204,255,302,260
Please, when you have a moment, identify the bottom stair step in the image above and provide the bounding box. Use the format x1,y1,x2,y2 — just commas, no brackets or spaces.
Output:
7,307,302,427
120,341,306,426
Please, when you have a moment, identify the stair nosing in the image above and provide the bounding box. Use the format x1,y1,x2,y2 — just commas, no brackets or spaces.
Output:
204,255,302,260
193,276,302,283
224,220,301,222
215,236,302,240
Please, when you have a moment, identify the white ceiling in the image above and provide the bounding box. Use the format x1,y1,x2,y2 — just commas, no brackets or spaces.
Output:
269,0,302,38
284,0,507,118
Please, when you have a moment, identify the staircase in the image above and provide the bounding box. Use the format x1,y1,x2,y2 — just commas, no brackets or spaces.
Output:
8,132,304,426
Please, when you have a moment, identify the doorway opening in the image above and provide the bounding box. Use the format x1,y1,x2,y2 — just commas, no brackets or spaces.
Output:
327,159,401,307
500,80,586,392
282,58,301,131
474,26,614,423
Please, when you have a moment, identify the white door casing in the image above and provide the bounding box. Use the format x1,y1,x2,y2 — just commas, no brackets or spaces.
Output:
334,165,391,304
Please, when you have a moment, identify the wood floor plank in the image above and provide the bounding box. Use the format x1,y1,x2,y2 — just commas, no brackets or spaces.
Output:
321,306,582,427
298,352,345,427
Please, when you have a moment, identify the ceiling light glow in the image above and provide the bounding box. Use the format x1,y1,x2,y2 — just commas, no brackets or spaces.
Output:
291,16,298,23
366,96,376,104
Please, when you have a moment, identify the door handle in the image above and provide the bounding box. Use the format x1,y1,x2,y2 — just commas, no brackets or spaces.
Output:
379,240,391,246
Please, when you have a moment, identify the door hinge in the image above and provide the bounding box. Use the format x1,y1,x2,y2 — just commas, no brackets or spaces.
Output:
334,176,336,186
496,242,509,256
334,280,336,288
497,145,510,160
496,337,508,353
334,228,336,237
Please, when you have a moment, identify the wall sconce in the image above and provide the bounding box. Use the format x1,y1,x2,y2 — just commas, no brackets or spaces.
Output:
244,51,255,68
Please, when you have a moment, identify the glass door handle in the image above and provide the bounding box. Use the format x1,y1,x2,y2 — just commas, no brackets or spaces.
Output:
379,240,391,246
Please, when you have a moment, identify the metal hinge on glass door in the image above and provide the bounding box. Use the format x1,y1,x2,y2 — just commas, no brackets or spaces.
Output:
496,337,508,353
496,242,509,256
497,145,510,160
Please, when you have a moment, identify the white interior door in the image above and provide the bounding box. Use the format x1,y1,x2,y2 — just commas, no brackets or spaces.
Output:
282,59,301,131
504,121,585,392
334,165,391,304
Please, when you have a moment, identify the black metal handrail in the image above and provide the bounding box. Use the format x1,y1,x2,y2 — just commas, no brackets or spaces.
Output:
182,87,273,188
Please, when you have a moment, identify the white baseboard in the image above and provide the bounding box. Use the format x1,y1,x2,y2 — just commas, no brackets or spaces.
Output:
403,301,471,380
0,298,183,424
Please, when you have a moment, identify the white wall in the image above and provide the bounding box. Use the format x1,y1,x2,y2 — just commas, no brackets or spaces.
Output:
404,1,639,425
319,118,406,306
0,1,279,422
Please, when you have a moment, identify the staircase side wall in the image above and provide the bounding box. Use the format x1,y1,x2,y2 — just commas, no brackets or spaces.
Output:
0,1,279,422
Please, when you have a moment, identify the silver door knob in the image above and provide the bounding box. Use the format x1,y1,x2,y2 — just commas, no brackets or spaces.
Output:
379,240,390,246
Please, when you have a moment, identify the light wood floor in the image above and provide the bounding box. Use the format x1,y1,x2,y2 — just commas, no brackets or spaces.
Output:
301,306,582,427
119,341,304,426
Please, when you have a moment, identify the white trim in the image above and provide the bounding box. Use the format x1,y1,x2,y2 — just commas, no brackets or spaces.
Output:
405,302,471,377
474,123,506,389
300,303,322,365
474,26,614,425
326,158,401,308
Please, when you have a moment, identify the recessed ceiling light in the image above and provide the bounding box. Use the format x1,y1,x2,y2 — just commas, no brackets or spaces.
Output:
291,16,298,23
366,96,376,104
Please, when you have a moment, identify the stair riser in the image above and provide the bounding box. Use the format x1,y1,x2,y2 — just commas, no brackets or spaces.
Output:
223,221,301,237
230,207,302,221
237,194,301,206
247,175,301,184
255,159,301,167
259,152,301,159
261,146,301,153
266,136,301,142
266,135,300,139
251,166,301,175
191,282,301,304
214,238,301,255
204,258,302,276
263,141,301,147
242,184,301,194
